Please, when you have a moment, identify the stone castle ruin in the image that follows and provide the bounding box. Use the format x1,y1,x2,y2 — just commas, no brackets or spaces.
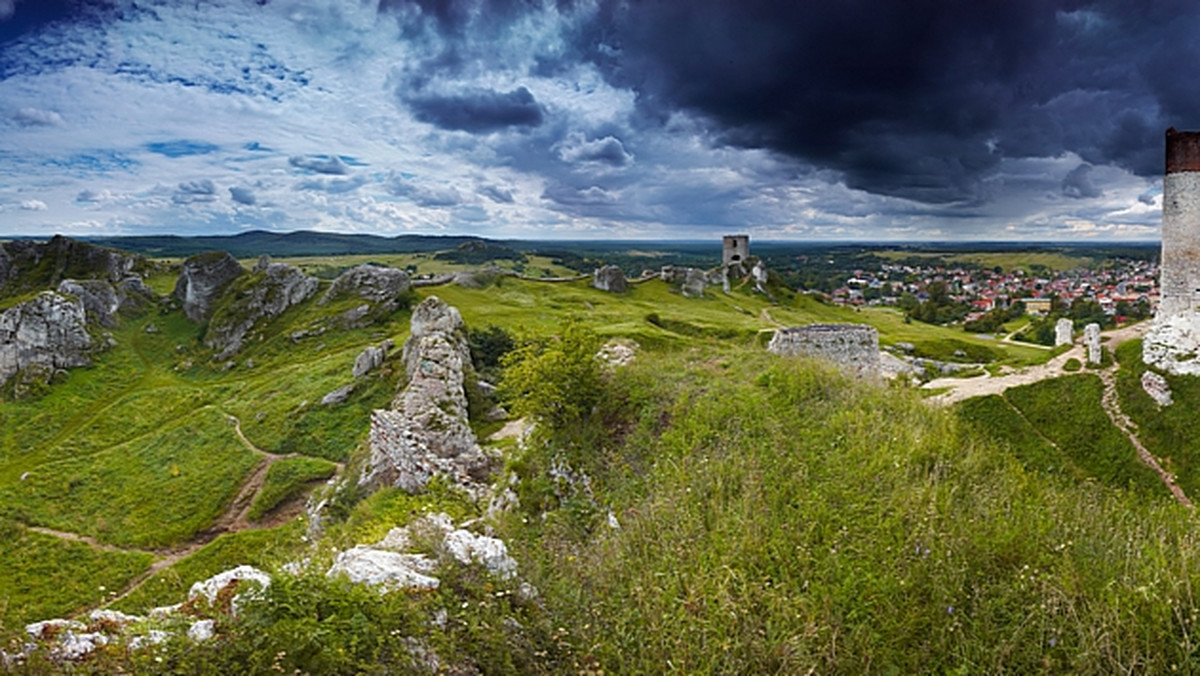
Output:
767,324,880,379
1145,128,1200,375
723,235,749,267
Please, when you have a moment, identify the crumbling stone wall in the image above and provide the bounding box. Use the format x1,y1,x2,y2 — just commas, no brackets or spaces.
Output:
767,324,879,379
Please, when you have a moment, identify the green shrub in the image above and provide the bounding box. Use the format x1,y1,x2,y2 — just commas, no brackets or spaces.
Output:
1063,357,1082,372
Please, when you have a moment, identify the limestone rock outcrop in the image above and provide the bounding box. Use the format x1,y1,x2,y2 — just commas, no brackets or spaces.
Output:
204,263,319,359
353,343,388,378
0,236,147,296
592,265,627,293
174,251,245,322
1144,313,1200,376
0,291,92,387
1054,318,1074,346
1084,322,1102,364
320,264,411,309
1141,371,1174,407
361,296,493,493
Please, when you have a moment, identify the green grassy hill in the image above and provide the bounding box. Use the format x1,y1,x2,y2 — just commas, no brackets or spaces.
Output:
3,247,1198,674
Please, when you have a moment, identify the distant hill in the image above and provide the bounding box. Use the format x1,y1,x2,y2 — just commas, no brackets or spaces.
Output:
85,230,490,258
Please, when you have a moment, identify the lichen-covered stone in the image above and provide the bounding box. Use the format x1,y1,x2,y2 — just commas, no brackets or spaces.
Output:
0,291,92,388
205,263,318,359
174,251,245,322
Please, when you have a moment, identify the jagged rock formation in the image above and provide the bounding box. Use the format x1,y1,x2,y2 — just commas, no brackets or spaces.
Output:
174,251,245,322
0,235,147,296
361,296,493,493
204,263,319,359
0,291,92,388
592,265,627,293
56,277,156,328
320,264,411,309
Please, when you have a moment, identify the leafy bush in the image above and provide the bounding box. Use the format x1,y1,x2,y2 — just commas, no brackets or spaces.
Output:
500,321,602,429
1063,357,1082,372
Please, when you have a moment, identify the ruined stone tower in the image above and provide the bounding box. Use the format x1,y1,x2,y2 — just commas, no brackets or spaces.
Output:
722,235,749,266
1160,128,1200,316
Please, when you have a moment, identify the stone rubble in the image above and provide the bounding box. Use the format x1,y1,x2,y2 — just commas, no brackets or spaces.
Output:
204,262,319,359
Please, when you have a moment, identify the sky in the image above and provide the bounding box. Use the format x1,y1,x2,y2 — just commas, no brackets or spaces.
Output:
0,0,1192,241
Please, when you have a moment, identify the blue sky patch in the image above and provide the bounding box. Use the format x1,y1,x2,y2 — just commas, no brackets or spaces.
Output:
145,141,220,158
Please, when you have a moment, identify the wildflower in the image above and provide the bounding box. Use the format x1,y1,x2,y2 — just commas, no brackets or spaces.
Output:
947,606,954,614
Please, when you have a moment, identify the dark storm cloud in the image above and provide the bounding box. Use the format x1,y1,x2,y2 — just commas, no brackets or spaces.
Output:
1062,163,1102,199
406,86,543,132
538,0,1197,203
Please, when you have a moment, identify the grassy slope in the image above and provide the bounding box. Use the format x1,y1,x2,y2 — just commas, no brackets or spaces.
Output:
0,273,410,621
506,350,1198,674
1114,339,1200,498
247,456,338,522
0,523,153,630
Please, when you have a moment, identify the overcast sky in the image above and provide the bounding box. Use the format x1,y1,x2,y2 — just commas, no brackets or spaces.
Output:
0,0,1191,240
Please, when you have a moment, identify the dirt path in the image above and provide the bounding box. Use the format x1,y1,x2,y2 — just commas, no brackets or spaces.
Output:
923,322,1150,406
27,412,346,613
1096,370,1192,508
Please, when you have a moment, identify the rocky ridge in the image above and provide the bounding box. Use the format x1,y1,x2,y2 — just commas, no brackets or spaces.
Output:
174,251,245,323
360,296,494,494
203,261,319,359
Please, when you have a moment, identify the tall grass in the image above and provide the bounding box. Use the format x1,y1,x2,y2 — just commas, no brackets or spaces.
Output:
506,350,1200,674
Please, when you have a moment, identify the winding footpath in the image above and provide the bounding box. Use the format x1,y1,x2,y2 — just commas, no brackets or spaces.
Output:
922,321,1193,508
24,413,344,613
